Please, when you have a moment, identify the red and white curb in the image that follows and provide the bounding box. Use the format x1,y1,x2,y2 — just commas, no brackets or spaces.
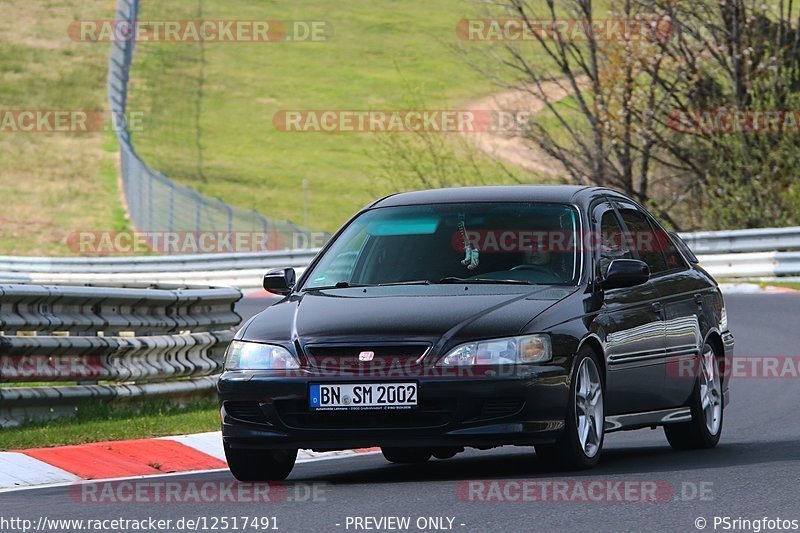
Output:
0,452,81,488
0,431,379,492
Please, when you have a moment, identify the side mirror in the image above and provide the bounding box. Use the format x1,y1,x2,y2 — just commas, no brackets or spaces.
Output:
602,259,650,290
263,268,296,296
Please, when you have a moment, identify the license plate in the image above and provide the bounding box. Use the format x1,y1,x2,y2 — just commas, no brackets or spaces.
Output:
309,383,417,410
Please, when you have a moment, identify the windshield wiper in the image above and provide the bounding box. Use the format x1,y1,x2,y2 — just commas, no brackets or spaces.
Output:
306,281,368,290
437,277,534,285
377,280,432,287
307,280,433,290
312,278,533,290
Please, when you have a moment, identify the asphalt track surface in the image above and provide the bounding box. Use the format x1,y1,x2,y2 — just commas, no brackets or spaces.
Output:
1,293,798,533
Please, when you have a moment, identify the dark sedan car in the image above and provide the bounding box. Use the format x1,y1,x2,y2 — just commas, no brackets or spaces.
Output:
218,186,734,480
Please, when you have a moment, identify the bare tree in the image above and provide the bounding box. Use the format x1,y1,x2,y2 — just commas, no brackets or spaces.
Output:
641,0,800,228
465,0,689,227
474,0,800,229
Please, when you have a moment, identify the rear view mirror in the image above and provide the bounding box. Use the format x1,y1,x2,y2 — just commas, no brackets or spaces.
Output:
602,259,650,290
263,268,296,296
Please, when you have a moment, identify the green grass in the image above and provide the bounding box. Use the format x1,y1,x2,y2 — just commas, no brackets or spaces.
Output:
0,398,220,450
749,280,800,291
0,0,607,253
0,0,640,254
0,0,130,256
127,0,561,233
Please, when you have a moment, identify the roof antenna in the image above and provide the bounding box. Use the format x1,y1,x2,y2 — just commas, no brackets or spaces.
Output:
458,213,479,270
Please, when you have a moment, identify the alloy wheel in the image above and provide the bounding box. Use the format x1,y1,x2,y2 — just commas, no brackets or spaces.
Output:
575,357,604,458
700,347,722,436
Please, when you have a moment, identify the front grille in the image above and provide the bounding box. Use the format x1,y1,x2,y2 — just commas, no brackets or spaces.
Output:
304,344,430,374
472,398,525,421
225,401,266,424
275,398,455,429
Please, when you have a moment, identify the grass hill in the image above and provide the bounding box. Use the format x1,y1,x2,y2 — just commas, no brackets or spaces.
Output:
127,0,536,233
0,0,128,256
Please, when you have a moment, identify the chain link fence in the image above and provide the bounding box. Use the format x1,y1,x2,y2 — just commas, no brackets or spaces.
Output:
108,0,309,249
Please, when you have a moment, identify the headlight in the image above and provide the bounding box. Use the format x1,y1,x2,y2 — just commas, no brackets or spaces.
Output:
436,334,552,366
224,340,300,370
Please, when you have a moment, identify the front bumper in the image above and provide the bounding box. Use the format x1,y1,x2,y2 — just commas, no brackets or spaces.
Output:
218,367,570,451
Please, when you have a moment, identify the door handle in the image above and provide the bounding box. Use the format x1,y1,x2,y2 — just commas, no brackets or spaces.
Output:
651,302,663,314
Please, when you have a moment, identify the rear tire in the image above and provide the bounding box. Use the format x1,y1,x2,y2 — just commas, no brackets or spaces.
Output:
535,346,605,470
381,447,431,464
224,443,297,481
664,343,723,450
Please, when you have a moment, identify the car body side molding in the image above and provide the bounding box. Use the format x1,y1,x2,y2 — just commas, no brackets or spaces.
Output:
605,407,692,432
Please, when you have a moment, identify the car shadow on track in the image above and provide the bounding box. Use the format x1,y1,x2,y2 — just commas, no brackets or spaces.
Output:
287,439,800,484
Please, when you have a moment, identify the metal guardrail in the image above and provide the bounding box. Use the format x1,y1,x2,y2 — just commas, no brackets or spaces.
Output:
678,227,800,254
693,252,800,278
109,0,309,244
3,227,800,292
0,250,319,273
0,250,321,290
676,226,800,278
0,283,241,427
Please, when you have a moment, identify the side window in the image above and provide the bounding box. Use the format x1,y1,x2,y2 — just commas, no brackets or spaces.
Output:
670,232,699,264
597,209,633,278
618,209,668,274
650,224,687,271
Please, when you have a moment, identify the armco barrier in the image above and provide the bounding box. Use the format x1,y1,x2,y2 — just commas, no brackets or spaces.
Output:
0,283,241,427
0,250,321,290
678,227,800,254
677,226,800,278
693,251,800,278
2,227,800,292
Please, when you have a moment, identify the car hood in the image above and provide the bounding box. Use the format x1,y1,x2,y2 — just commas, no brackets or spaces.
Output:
239,285,577,347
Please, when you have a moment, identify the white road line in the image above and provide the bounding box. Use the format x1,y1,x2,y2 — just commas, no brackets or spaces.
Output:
0,452,80,490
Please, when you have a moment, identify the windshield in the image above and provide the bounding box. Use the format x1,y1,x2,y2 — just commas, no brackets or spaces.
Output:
303,202,580,289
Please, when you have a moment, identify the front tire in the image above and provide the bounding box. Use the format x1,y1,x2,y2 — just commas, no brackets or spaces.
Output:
535,347,605,470
664,343,723,450
224,443,297,481
381,447,431,464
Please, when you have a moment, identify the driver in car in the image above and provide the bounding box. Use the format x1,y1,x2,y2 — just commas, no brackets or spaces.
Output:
507,245,565,284
523,247,551,267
